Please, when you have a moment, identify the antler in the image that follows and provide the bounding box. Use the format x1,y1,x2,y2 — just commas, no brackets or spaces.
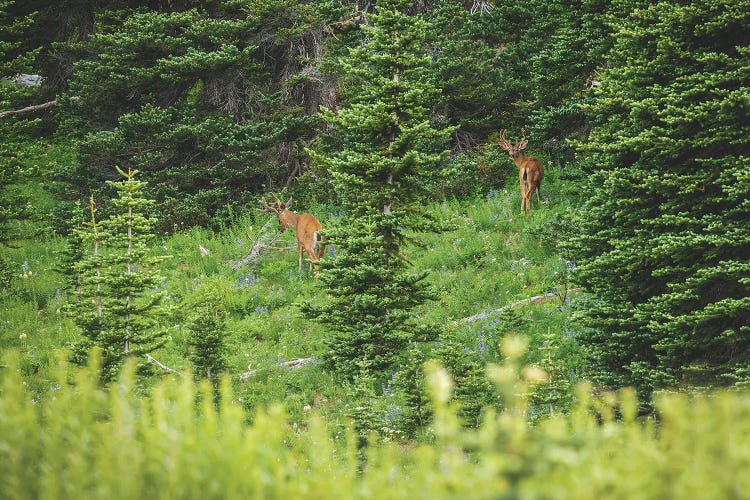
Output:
259,196,279,216
518,128,529,150
498,129,511,150
270,192,293,209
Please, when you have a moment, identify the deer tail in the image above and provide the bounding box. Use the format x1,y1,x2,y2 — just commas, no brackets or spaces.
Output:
522,168,530,192
313,231,323,257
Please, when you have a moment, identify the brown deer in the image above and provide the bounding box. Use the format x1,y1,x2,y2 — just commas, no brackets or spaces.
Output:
259,193,325,278
498,128,544,214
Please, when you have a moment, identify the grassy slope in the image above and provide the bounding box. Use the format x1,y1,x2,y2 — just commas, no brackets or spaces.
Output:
0,162,584,427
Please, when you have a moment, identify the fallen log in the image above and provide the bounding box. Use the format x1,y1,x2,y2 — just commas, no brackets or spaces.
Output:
239,356,314,382
456,288,582,325
144,353,182,376
231,219,287,270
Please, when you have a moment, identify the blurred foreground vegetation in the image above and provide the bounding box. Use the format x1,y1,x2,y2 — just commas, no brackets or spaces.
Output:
2,343,748,499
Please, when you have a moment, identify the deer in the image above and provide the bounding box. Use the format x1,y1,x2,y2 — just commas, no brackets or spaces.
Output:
259,192,325,278
498,128,544,215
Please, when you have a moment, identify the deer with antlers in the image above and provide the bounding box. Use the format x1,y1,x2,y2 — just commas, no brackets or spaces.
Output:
259,193,325,278
498,128,544,214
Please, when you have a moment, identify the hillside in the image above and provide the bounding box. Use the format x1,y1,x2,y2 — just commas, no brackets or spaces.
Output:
0,156,581,427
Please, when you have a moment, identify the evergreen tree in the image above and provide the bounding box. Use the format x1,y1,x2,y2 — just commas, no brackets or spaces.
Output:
394,343,431,435
56,199,87,293
58,2,336,229
0,0,35,78
303,0,452,381
426,0,507,150
528,329,574,421
187,280,228,383
566,0,750,399
0,0,36,292
435,332,496,428
70,169,168,381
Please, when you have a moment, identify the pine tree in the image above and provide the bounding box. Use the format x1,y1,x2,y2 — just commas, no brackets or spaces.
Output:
0,0,36,293
302,0,453,381
70,169,168,381
426,0,507,149
187,280,228,383
566,0,750,399
58,3,334,229
529,329,574,421
394,343,431,435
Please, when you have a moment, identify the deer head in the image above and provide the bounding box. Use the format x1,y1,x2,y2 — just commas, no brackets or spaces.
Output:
259,192,294,233
497,128,529,162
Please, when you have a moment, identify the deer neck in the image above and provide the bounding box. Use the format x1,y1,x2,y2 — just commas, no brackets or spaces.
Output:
281,210,299,231
513,153,527,168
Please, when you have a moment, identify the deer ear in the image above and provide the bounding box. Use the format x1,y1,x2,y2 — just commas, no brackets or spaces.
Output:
518,139,528,150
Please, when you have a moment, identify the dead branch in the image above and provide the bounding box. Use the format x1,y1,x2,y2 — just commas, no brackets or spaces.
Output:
144,353,182,376
231,219,286,270
456,288,582,325
0,96,79,119
239,356,314,382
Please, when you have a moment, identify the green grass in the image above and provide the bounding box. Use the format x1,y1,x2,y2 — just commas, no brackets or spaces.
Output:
1,163,584,429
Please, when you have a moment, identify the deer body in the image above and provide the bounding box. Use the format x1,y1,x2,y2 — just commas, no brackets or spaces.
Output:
279,210,324,275
499,129,544,214
261,194,325,278
514,155,544,214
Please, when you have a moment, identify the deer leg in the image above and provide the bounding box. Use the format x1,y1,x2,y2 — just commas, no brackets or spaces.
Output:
298,243,304,272
522,192,531,215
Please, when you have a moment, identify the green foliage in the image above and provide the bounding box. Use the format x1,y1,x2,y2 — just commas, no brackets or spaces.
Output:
303,0,453,381
187,278,228,382
435,330,498,427
425,0,507,149
3,347,750,498
474,0,615,173
566,0,750,398
393,343,431,435
528,328,575,421
59,5,323,229
0,0,36,76
68,169,169,381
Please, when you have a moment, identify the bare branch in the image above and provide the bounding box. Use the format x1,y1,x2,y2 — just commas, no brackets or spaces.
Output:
456,288,582,325
239,357,314,382
232,219,285,270
0,96,79,119
144,353,182,376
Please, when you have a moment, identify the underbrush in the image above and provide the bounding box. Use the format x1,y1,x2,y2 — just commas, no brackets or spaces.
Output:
1,345,748,499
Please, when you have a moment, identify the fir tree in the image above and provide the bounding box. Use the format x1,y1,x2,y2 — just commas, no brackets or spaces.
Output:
0,0,36,294
187,280,228,383
394,343,431,435
303,0,452,381
529,329,574,421
566,0,750,399
70,169,168,381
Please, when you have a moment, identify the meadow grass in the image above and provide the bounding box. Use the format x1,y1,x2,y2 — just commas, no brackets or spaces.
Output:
1,168,582,426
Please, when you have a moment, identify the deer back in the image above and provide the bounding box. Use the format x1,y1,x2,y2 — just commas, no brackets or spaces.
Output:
294,213,324,260
518,156,544,194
